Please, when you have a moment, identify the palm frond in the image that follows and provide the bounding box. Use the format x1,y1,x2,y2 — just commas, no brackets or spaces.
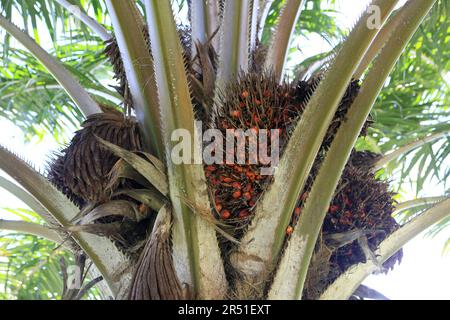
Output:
0,144,131,298
0,14,101,115
144,0,227,299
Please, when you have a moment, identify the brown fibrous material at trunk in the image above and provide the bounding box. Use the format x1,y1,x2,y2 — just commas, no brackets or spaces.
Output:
128,207,188,300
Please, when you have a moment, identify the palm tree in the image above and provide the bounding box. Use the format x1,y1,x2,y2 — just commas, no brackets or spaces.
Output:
0,0,448,300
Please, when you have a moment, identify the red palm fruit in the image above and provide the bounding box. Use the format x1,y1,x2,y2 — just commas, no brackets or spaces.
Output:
286,226,294,235
232,190,242,199
215,203,223,212
243,192,252,200
239,210,250,218
241,90,249,98
230,110,241,118
246,171,256,179
232,182,242,189
221,176,233,183
295,207,301,216
221,210,231,219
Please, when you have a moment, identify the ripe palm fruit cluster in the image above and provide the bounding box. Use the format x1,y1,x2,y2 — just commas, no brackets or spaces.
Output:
301,151,403,299
206,73,298,225
206,73,365,226
323,151,401,274
48,107,142,207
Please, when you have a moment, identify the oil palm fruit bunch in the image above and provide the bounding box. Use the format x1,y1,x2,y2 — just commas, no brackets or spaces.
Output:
0,0,443,300
207,73,368,224
48,106,143,206
47,106,160,252
301,150,403,299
